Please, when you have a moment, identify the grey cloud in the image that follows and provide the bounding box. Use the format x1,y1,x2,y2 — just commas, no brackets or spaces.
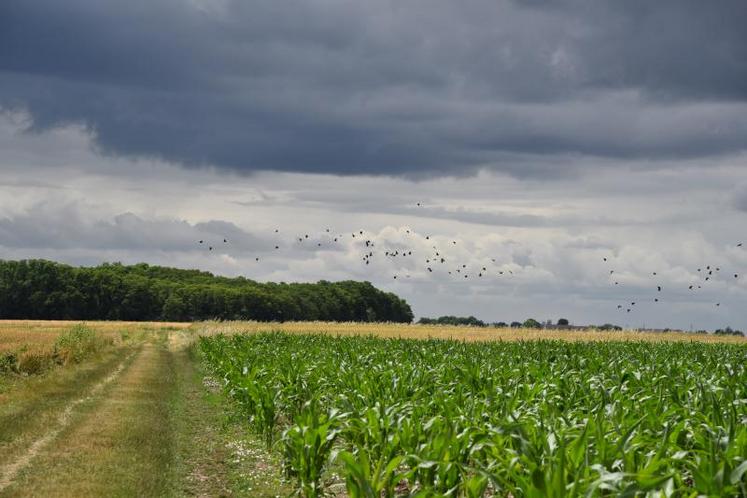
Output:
0,203,269,252
1,0,746,178
734,186,747,212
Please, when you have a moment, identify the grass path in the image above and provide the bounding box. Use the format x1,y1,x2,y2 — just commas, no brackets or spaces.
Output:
0,331,286,497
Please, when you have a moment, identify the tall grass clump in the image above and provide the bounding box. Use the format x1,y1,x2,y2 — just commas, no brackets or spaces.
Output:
201,332,747,497
53,323,113,365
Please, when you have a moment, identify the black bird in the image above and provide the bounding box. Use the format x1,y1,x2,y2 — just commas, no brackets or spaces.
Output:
255,257,259,261
654,298,659,302
652,272,657,276
208,246,213,251
198,240,203,244
617,305,622,309
603,257,607,262
275,229,279,233
223,239,227,243
689,285,693,289
631,302,636,306
657,286,661,292
738,243,743,247
735,274,739,278
716,303,720,307
275,245,279,250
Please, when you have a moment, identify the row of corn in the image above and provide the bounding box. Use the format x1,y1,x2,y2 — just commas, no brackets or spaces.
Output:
200,332,747,497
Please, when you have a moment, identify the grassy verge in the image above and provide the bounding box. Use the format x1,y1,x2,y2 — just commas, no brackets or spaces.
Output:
178,340,292,497
3,337,176,496
0,345,136,471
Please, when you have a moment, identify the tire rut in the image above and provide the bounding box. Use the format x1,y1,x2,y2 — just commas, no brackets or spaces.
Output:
0,349,138,493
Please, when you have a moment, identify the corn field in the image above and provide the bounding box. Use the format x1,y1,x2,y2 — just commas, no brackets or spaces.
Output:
200,332,747,497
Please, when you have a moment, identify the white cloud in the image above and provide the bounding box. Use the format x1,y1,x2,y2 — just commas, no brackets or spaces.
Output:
0,115,746,330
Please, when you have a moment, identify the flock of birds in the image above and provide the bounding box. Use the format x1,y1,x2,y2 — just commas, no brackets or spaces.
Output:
602,247,742,314
195,203,745,316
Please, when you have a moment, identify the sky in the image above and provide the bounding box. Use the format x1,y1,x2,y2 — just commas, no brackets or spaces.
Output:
1,0,746,329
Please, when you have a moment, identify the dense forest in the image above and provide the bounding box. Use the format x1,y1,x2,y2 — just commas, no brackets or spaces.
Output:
0,260,414,323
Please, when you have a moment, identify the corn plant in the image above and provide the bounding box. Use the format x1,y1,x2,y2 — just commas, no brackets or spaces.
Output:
200,332,747,497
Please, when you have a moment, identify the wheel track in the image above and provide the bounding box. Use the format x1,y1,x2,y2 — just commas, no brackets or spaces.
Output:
0,348,138,493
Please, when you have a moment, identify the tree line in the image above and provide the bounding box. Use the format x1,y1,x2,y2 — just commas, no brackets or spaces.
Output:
0,260,414,323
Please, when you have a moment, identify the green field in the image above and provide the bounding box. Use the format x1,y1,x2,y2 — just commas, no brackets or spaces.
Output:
201,332,747,497
2,321,747,497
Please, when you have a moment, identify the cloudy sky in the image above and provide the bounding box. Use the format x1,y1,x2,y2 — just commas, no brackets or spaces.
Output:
1,0,746,329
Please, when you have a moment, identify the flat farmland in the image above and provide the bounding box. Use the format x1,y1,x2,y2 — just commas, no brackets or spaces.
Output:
1,320,746,497
198,320,747,344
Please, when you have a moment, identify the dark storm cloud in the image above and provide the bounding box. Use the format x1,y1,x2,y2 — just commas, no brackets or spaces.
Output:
1,0,746,177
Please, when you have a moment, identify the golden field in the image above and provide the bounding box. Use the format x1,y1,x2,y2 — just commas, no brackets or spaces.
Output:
0,320,191,354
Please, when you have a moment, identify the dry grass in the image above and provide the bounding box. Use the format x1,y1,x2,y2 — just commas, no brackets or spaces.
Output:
195,320,747,344
0,320,191,352
0,321,192,376
0,320,191,353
